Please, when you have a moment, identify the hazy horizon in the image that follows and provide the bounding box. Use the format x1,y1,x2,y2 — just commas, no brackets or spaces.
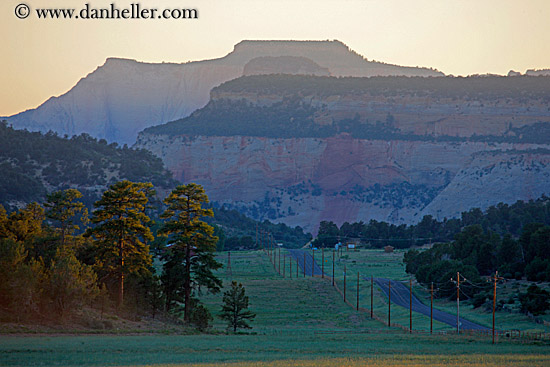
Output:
2,0,550,116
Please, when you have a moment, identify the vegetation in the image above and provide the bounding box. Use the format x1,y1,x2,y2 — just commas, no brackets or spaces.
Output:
0,121,176,211
520,284,550,316
0,182,223,329
85,181,155,308
213,74,550,100
210,206,312,249
160,184,222,323
219,281,255,333
0,201,98,321
143,74,550,143
313,196,550,249
1,249,549,366
403,222,550,297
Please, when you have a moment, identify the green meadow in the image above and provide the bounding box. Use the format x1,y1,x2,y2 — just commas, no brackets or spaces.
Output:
1,249,549,367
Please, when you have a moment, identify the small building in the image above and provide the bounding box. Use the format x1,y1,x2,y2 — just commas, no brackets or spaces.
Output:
384,245,394,253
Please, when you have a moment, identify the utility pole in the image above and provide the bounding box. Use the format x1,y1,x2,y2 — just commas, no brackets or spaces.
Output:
430,282,434,334
371,275,374,319
357,272,360,311
451,272,461,334
490,271,503,344
283,255,285,278
303,253,306,277
409,277,413,333
388,280,391,327
256,223,258,250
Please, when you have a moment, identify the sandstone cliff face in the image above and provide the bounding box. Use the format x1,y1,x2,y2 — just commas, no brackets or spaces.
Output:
135,133,550,233
5,40,441,144
136,74,550,233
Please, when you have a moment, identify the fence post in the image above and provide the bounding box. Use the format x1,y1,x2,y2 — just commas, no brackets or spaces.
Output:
371,275,374,319
322,248,324,278
332,250,335,286
409,278,412,333
388,280,391,327
344,264,347,303
357,272,360,311
312,249,315,277
289,257,292,279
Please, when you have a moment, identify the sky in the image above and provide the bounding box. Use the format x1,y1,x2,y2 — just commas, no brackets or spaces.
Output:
1,0,550,116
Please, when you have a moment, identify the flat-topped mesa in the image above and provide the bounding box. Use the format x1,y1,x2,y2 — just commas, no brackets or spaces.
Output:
6,39,444,144
231,40,443,76
243,56,330,76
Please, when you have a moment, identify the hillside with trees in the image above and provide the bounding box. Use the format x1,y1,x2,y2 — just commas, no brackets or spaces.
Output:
313,196,550,249
0,121,177,210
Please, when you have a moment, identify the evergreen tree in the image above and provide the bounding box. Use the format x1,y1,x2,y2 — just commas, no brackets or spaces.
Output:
219,281,255,333
160,183,222,323
86,180,154,308
44,189,87,248
47,246,98,317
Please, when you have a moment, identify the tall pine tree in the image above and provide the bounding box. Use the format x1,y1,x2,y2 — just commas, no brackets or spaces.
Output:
87,180,154,308
160,183,222,323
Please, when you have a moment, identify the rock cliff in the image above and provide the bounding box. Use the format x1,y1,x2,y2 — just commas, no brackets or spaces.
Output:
5,40,442,144
136,134,550,233
136,74,550,232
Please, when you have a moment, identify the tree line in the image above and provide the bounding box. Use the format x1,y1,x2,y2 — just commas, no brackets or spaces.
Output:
313,196,550,249
403,224,550,315
0,181,253,332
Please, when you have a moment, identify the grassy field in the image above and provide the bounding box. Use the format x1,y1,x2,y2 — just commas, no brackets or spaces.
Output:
1,249,549,367
310,248,550,333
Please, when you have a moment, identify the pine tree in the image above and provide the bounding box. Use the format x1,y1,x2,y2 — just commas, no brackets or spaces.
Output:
87,180,154,308
219,281,255,333
160,183,222,323
44,189,87,248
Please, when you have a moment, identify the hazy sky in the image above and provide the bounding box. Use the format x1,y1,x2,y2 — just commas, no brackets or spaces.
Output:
2,0,550,116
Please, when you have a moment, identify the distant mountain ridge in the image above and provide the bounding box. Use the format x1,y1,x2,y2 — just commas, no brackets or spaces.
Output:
4,40,443,144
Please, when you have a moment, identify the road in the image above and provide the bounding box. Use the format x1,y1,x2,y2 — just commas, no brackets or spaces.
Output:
287,249,324,276
285,249,489,331
373,277,490,331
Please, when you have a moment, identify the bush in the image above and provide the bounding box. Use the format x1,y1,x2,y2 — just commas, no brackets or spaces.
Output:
519,284,550,316
190,303,213,331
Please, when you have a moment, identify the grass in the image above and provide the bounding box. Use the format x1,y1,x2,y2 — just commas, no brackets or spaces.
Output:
312,248,550,333
1,333,549,366
1,249,549,366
